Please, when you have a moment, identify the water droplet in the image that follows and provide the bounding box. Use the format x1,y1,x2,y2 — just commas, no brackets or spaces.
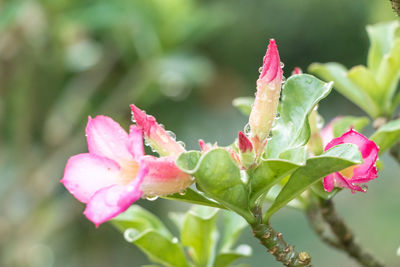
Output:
281,76,287,84
244,123,251,135
267,131,273,140
275,112,280,119
258,66,263,73
166,131,176,140
172,237,179,244
361,185,368,192
240,170,248,183
179,190,186,196
280,62,285,69
177,141,186,148
124,228,138,243
396,246,400,256
146,196,159,201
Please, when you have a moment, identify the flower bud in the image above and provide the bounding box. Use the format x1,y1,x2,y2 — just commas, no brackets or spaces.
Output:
292,67,303,75
238,131,255,168
249,39,283,154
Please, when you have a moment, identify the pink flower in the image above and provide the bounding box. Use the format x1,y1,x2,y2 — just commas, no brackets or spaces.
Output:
61,116,192,226
321,127,379,192
249,39,283,154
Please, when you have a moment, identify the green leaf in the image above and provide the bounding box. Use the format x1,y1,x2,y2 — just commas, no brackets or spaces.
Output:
219,211,248,252
248,159,300,205
232,97,254,116
370,117,400,154
347,65,383,106
165,188,224,209
177,149,252,222
214,245,252,267
266,74,333,158
112,206,171,238
309,63,380,118
125,229,189,267
367,21,400,74
181,206,219,267
331,116,370,138
377,38,400,113
265,143,362,220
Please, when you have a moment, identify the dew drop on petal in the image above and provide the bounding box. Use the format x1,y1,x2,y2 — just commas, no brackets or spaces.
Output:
280,62,285,69
172,237,179,244
258,66,263,73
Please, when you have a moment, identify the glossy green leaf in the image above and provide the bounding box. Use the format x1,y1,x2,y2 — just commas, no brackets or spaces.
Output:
177,149,253,222
370,117,400,154
347,65,383,105
377,38,400,113
214,245,252,267
164,188,224,209
309,62,380,118
248,159,300,205
367,21,400,74
112,206,171,238
232,97,254,116
266,74,333,158
124,229,189,267
219,211,248,252
331,116,370,138
181,206,219,267
265,143,362,219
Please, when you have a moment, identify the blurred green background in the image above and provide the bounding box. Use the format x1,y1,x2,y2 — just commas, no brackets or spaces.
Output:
0,0,399,266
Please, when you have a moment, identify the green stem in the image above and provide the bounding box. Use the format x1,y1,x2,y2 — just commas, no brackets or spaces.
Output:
251,207,312,266
319,199,385,267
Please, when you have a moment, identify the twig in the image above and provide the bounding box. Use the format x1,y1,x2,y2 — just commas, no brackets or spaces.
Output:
251,207,312,266
305,204,343,250
319,199,385,267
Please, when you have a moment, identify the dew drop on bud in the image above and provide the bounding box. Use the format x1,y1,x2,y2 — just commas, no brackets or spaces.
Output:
177,141,186,148
244,123,251,135
179,190,186,196
281,76,287,84
166,130,176,140
280,62,285,69
146,196,158,201
258,66,263,73
361,184,368,192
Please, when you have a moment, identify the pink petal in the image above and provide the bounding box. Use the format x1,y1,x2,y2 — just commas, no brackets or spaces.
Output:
292,67,303,75
61,153,121,203
139,156,193,197
325,129,379,181
323,174,335,192
127,125,145,161
260,39,283,82
130,104,185,157
84,165,148,227
86,116,132,162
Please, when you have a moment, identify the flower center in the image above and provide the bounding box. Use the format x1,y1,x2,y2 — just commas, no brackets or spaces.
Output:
339,165,357,179
119,160,140,185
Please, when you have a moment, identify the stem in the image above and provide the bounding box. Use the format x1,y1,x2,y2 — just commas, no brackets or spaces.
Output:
251,207,312,266
305,204,343,250
319,199,385,267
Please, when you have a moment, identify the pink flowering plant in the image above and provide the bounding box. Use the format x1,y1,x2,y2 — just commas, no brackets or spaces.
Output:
61,21,400,267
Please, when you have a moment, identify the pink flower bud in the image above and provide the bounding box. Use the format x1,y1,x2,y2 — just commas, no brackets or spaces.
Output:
292,67,303,75
249,39,283,154
130,104,185,157
238,131,253,153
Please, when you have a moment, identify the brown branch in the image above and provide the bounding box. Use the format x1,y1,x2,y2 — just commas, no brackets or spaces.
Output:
319,199,385,267
251,207,312,266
